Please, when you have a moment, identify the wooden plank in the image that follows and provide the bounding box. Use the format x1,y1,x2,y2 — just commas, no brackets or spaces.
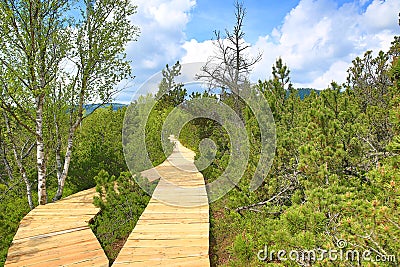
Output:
5,137,210,266
7,242,104,266
121,238,209,248
114,255,210,266
4,188,108,266
113,137,210,266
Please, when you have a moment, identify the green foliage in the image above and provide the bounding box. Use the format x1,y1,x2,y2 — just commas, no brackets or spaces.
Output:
0,186,32,266
68,106,128,191
90,170,156,263
123,62,187,172
145,104,173,166
180,43,400,265
231,234,255,264
179,113,230,185
156,61,187,108
89,62,190,263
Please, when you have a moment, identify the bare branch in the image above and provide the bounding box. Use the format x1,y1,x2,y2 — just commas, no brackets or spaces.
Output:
235,184,292,213
197,0,262,101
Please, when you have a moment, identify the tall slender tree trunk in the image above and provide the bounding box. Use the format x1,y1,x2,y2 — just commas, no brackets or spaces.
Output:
53,128,76,201
0,139,14,183
53,109,63,200
3,112,34,209
22,167,34,209
53,87,85,201
55,143,62,188
17,161,34,209
36,94,47,205
11,148,34,209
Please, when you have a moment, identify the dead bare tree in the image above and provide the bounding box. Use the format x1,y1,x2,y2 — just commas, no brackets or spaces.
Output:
197,1,262,113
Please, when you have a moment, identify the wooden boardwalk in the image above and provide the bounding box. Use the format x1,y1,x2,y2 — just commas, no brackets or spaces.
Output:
5,137,210,266
113,137,210,266
4,188,108,267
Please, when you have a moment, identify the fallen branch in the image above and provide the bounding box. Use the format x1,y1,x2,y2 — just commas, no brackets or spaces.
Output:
235,184,292,213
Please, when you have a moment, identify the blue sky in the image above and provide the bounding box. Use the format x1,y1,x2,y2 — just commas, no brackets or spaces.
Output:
186,0,310,43
116,0,399,103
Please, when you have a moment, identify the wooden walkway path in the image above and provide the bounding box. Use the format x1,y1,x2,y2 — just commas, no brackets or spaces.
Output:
113,137,210,266
5,137,210,266
4,188,108,266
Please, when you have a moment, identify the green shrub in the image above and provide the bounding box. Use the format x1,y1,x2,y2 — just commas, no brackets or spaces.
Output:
90,170,157,263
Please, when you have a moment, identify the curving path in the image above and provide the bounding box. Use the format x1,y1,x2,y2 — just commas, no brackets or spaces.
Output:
4,188,108,266
113,137,210,266
5,137,210,266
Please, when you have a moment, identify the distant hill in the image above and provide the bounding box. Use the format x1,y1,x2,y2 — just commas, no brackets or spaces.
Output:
81,89,320,115
83,103,127,114
287,88,320,99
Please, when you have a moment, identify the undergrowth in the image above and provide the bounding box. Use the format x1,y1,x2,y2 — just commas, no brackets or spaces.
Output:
90,170,158,265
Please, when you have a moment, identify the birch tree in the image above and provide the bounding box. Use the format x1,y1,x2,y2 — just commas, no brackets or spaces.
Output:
52,0,138,201
0,0,69,204
2,112,35,209
0,0,138,205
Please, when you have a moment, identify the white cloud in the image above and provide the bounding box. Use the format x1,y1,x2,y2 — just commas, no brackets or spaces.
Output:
120,0,399,102
362,0,400,32
118,0,196,101
299,60,351,89
181,39,214,63
181,0,400,90
127,0,196,71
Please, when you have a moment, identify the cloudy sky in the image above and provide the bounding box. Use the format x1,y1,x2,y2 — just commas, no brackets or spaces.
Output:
116,0,400,103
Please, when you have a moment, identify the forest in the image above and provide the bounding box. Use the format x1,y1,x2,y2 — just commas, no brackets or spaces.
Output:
1,0,399,266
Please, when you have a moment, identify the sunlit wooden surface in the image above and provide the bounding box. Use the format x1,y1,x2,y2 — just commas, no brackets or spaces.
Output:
5,137,210,266
5,188,108,267
113,137,210,266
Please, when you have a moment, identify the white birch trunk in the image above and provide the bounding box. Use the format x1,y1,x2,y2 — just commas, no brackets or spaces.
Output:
36,95,47,205
4,113,34,209
54,111,62,195
9,144,34,209
19,164,34,210
53,128,75,201
53,77,86,201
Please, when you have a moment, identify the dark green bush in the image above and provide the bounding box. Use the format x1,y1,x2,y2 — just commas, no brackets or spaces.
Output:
90,170,157,263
